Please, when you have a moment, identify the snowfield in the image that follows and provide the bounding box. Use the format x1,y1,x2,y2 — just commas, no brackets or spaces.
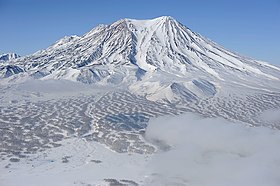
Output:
1,113,280,186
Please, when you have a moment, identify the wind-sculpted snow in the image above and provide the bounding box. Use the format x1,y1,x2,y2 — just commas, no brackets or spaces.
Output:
1,105,280,186
1,87,280,161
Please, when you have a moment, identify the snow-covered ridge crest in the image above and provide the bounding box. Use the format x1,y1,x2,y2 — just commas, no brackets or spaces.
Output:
0,53,20,62
1,16,280,101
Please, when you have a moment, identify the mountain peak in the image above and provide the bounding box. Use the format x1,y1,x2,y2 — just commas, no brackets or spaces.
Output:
155,15,175,21
120,16,177,27
1,17,279,94
0,53,20,62
124,15,174,22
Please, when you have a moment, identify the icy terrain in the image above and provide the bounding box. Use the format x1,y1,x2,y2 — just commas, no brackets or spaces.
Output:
1,113,280,186
1,16,280,185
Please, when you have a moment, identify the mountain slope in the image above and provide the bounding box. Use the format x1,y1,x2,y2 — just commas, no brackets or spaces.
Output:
0,53,20,62
1,16,279,102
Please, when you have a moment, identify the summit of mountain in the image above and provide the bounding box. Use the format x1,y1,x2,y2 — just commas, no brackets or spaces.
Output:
1,16,279,101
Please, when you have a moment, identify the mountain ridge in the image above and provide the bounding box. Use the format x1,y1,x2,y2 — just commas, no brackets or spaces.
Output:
0,53,20,62
0,16,280,101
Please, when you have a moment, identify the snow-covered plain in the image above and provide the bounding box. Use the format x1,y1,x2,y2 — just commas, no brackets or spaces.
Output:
1,113,280,186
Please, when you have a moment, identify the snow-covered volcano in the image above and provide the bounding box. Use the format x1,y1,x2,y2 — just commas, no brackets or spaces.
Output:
1,16,280,186
1,16,280,101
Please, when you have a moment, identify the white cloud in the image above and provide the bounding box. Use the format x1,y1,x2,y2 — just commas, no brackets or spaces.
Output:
16,79,90,93
144,113,280,186
259,109,280,123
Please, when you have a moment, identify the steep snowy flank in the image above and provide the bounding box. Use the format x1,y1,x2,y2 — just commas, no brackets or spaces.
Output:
0,16,280,100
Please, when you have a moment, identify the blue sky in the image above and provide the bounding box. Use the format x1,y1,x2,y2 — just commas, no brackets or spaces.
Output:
0,0,279,65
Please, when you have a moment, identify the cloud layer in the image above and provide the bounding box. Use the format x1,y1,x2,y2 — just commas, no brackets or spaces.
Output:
144,113,280,186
